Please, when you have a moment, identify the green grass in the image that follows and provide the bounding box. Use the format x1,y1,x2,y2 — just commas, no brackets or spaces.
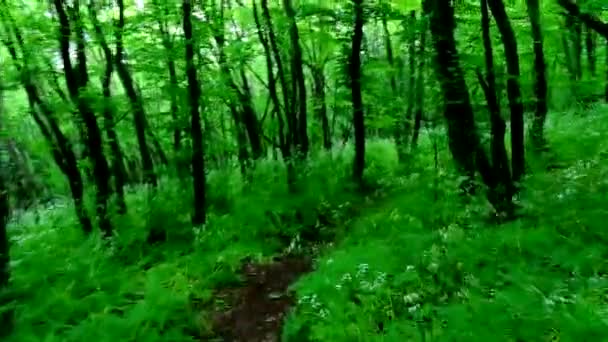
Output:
2,137,407,341
4,106,608,341
283,105,608,341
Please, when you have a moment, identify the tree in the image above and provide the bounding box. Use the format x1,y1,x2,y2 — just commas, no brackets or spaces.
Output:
429,0,513,215
115,0,157,187
52,0,113,236
487,0,525,183
0,67,11,336
183,0,207,226
0,9,93,234
351,0,365,185
525,0,548,150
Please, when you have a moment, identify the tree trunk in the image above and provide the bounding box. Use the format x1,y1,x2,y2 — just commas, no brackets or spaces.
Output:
585,25,596,76
115,0,157,187
479,0,514,214
4,7,93,234
311,65,331,150
156,3,182,152
488,0,525,183
381,8,401,153
556,0,608,40
259,0,296,190
402,10,416,157
89,3,127,214
428,0,508,213
351,0,365,185
526,0,548,150
0,72,12,337
54,0,113,237
411,16,427,149
238,69,264,160
183,0,207,226
283,0,309,157
571,16,583,80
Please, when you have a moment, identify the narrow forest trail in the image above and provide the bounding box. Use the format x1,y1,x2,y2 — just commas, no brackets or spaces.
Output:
207,189,406,342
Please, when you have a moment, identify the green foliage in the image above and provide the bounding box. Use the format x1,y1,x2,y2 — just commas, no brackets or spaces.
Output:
1,0,608,340
2,141,400,341
283,106,608,341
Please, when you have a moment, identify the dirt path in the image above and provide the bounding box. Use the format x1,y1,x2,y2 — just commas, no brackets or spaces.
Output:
207,189,400,341
210,255,312,341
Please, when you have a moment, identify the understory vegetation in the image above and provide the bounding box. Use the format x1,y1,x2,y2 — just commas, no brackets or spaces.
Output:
1,0,608,341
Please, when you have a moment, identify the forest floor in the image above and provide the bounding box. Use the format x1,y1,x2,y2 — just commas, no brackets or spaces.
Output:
3,105,608,342
208,189,404,341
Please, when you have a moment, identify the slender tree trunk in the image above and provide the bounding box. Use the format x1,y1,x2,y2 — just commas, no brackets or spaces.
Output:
211,2,253,174
488,0,525,183
89,3,127,214
253,1,286,157
479,0,514,214
311,65,331,150
238,69,264,160
54,1,113,236
411,16,427,149
0,73,12,337
572,17,583,80
585,25,596,76
381,9,401,153
562,32,576,81
351,0,365,185
526,0,548,150
183,0,206,226
402,10,416,156
115,0,157,187
557,0,608,39
156,3,182,152
259,0,296,190
283,0,309,157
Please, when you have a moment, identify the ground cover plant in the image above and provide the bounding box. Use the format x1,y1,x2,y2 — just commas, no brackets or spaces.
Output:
1,0,608,341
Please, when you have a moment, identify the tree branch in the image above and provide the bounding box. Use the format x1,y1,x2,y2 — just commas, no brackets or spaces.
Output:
557,0,608,39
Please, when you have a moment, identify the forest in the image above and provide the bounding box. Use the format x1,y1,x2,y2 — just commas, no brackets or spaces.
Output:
1,0,608,340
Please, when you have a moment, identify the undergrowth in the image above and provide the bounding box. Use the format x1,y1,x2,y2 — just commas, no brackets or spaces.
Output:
3,106,608,341
283,105,608,341
1,138,407,341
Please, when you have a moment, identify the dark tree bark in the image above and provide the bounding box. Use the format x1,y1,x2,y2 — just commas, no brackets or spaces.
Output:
259,0,297,190
557,0,608,39
401,10,417,158
53,0,113,237
429,0,512,214
1,19,92,234
210,0,252,175
525,0,548,150
0,71,12,337
253,1,286,155
238,69,264,160
154,1,182,152
411,15,427,149
488,0,525,183
115,0,157,187
89,3,127,214
556,0,608,101
310,65,331,150
478,0,514,212
585,25,596,76
570,16,583,80
351,0,365,185
183,0,207,226
283,0,309,157
381,7,403,153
